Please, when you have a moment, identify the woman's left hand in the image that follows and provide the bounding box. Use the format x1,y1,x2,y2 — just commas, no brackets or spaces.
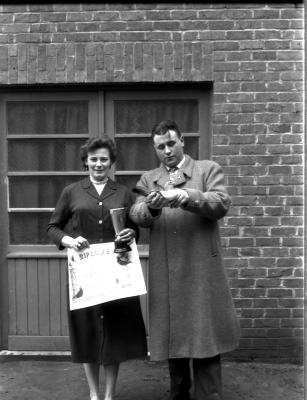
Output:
116,228,135,244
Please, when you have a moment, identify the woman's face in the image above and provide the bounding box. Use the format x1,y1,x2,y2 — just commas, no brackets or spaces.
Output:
85,147,112,182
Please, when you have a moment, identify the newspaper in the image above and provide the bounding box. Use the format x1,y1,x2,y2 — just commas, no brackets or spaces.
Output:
67,240,147,310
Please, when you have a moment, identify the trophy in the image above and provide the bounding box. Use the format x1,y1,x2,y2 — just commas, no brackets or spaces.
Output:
110,208,132,253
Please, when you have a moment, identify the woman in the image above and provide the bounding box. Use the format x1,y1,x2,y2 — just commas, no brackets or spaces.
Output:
47,137,147,400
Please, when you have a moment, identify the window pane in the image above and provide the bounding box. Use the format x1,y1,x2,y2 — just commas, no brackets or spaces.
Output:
116,138,159,170
9,176,85,208
7,101,88,135
116,137,199,170
10,213,53,244
8,139,86,171
114,99,199,134
184,137,199,160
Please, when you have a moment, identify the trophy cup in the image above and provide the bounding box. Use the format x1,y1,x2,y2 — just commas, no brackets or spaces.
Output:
110,208,132,253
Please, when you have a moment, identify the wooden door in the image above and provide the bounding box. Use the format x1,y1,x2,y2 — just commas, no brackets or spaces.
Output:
0,87,210,350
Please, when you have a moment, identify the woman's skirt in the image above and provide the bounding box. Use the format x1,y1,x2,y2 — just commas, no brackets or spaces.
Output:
68,296,147,364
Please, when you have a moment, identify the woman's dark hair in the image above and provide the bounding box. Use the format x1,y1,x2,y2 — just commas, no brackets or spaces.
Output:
151,120,182,138
80,136,117,167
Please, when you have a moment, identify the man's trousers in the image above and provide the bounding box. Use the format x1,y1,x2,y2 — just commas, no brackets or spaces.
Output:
168,355,222,400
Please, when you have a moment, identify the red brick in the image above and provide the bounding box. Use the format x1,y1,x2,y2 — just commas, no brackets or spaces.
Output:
67,12,92,22
241,328,267,338
253,299,278,308
255,30,281,40
240,289,266,298
254,318,280,328
241,186,266,195
265,309,291,318
145,10,171,20
119,32,145,42
282,237,303,247
240,319,252,328
153,21,180,30
234,299,253,308
241,309,264,318
101,21,126,31
243,228,270,238
292,309,304,318
267,289,293,298
41,12,66,22
282,279,303,288
241,248,261,257
66,33,91,42
15,13,40,23
227,31,253,40
276,258,302,268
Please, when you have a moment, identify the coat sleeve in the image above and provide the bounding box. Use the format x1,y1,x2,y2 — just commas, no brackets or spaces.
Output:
129,174,162,228
183,161,231,220
124,188,140,242
47,187,72,250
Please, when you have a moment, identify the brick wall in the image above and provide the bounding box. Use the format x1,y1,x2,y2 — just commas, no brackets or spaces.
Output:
0,2,304,362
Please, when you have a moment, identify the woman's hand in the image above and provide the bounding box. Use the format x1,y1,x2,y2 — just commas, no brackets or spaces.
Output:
61,235,90,251
116,228,135,244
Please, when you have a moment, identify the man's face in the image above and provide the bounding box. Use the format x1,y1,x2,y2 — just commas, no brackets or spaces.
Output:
153,129,184,168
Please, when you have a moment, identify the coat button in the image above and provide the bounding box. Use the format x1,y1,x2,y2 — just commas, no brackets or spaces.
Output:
98,220,102,224
100,315,104,319
98,202,102,206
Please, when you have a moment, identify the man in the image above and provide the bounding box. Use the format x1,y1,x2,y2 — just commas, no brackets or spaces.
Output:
130,120,240,400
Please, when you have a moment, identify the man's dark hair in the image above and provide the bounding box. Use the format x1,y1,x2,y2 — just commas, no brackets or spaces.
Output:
151,120,182,138
80,136,117,167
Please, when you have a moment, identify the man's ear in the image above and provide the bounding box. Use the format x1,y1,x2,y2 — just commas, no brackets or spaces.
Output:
180,136,184,145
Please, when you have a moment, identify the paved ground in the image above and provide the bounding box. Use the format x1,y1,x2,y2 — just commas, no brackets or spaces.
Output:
0,356,304,400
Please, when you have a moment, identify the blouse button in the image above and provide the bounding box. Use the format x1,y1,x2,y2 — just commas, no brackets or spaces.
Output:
98,220,102,224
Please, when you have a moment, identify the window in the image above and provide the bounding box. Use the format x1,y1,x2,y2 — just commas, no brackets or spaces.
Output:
5,92,99,245
4,88,210,247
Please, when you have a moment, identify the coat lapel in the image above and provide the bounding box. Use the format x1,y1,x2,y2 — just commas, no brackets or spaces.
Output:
100,178,117,201
155,165,171,190
180,154,194,179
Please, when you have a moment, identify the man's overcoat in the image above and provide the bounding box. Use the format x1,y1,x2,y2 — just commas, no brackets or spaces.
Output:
130,155,240,361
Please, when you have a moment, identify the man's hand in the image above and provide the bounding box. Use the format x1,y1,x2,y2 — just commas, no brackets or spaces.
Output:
146,189,189,209
146,191,168,209
160,189,189,208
